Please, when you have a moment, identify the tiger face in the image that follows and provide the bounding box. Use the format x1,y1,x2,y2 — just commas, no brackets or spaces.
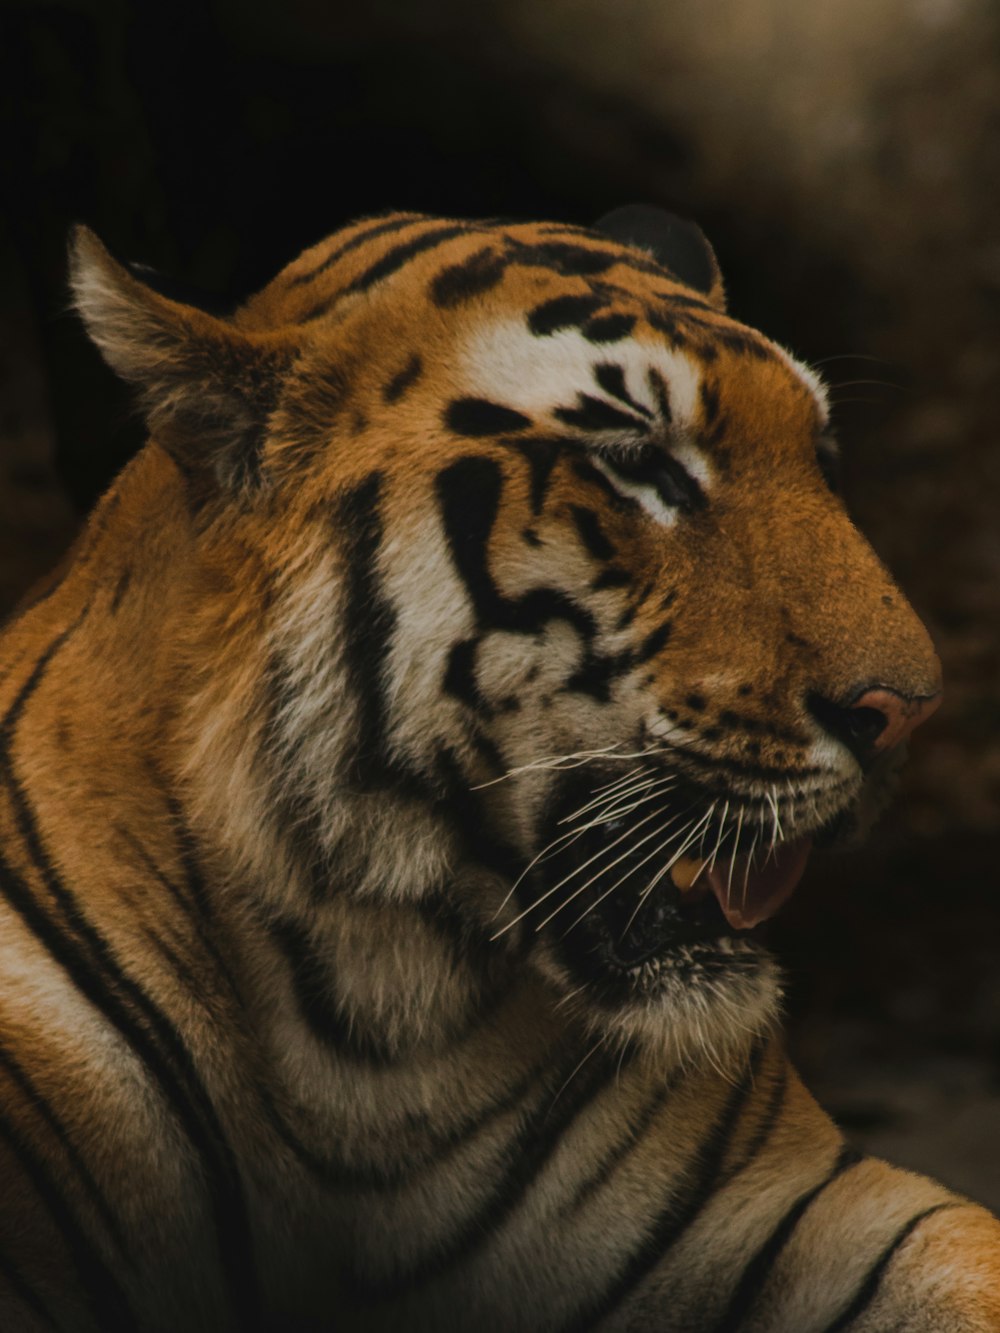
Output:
71,208,941,1070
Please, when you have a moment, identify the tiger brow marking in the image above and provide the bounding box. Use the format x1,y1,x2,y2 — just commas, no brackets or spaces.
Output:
527,294,605,337
554,395,649,434
583,312,637,344
429,245,509,308
647,367,673,422
593,363,653,418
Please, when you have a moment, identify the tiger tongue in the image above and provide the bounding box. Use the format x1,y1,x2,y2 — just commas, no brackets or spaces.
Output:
703,838,812,931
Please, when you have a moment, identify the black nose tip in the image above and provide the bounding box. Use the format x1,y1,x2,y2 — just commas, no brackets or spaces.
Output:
806,691,889,765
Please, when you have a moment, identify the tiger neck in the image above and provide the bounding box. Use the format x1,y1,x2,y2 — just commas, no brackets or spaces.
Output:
24,449,567,1081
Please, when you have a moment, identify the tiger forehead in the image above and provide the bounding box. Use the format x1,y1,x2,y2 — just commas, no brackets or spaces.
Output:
238,213,827,430
240,213,707,335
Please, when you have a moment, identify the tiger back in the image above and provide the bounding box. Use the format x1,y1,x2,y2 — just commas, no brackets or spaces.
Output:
0,208,997,1331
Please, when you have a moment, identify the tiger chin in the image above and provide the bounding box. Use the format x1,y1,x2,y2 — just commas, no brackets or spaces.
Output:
1,206,998,1332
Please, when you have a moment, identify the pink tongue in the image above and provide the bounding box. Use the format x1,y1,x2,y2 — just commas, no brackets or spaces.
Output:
703,838,812,930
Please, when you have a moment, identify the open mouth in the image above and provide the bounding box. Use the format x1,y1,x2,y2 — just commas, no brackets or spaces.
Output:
530,773,825,983
558,820,811,972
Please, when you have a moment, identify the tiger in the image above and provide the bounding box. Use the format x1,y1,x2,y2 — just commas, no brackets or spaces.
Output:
0,204,997,1333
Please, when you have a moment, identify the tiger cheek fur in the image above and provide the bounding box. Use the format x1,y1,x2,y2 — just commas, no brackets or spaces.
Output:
0,210,993,1333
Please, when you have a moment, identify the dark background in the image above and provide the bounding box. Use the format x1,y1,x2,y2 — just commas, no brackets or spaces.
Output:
2,0,998,1205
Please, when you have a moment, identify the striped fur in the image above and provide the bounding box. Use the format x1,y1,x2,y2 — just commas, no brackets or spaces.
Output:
0,210,996,1330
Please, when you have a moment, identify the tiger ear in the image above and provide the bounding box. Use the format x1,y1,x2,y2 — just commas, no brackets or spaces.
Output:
594,205,726,311
68,225,295,493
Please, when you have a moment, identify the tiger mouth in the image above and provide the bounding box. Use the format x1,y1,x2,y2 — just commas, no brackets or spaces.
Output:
532,769,857,984
550,818,812,978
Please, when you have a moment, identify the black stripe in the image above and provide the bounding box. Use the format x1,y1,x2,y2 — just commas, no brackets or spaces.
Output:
287,213,423,288
635,619,673,662
821,1202,957,1333
160,790,216,921
0,1037,128,1253
115,827,240,998
343,223,474,296
593,363,652,417
710,1142,863,1333
512,240,634,278
268,916,396,1064
382,353,423,404
677,315,776,362
345,1043,625,1302
563,1041,767,1333
654,290,717,314
647,367,673,423
429,245,508,307
0,1102,137,1330
570,505,616,561
435,457,597,642
527,294,604,337
109,568,132,614
432,746,524,883
562,1079,672,1215
445,398,532,437
336,472,404,788
554,395,649,434
506,437,563,514
264,1039,558,1193
583,312,636,344
0,1238,61,1330
570,458,638,510
700,379,721,424
0,828,261,1331
443,637,482,710
646,308,687,346
1,614,86,736
733,1061,789,1168
591,567,630,591
0,627,261,1333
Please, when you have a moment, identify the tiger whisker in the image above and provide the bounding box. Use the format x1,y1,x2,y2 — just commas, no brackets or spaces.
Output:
727,805,745,899
619,803,717,938
556,809,700,939
531,805,689,936
491,766,674,922
708,800,730,872
493,800,676,939
470,743,628,789
546,1034,609,1115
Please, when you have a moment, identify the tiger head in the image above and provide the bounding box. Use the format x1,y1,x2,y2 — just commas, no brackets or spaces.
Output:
70,208,940,1071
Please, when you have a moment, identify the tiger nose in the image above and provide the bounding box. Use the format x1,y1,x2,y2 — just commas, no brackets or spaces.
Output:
808,686,941,764
850,687,941,752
